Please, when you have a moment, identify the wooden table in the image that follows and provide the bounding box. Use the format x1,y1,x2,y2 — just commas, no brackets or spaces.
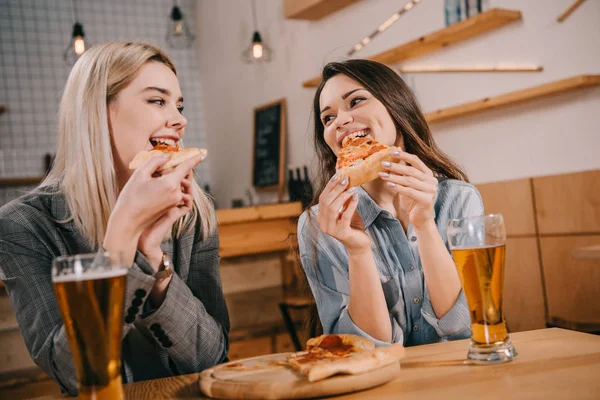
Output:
36,328,600,399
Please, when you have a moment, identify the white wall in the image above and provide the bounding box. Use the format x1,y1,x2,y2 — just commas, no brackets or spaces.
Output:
0,0,208,206
196,0,600,208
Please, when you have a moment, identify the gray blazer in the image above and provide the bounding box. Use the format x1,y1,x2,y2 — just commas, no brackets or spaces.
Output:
0,185,230,395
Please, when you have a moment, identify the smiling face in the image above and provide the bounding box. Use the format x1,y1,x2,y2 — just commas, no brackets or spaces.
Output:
318,74,403,156
108,61,187,182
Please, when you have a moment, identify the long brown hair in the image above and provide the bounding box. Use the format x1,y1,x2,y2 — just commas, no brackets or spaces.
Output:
309,59,469,209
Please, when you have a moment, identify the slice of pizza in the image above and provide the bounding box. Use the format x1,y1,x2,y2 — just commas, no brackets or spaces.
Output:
286,334,404,382
306,333,375,353
336,134,401,187
128,142,207,171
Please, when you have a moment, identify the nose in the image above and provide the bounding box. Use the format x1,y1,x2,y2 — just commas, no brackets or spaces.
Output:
335,109,353,130
167,106,187,132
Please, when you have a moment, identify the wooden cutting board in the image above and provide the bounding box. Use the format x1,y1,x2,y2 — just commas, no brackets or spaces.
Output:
199,352,400,399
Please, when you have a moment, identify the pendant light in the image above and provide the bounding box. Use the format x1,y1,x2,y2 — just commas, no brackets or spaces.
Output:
243,0,272,63
64,0,89,65
166,0,195,49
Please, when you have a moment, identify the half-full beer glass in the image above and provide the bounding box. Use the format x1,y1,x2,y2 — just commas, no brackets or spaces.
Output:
446,214,517,364
52,253,126,399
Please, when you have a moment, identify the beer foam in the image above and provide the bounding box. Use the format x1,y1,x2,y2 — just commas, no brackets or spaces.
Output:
52,268,128,283
451,244,504,250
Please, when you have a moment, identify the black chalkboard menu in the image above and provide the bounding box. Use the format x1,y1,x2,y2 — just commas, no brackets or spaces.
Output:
252,98,286,199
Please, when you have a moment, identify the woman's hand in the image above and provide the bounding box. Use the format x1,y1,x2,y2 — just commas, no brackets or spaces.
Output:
137,171,194,270
318,175,369,252
378,151,438,230
103,154,203,266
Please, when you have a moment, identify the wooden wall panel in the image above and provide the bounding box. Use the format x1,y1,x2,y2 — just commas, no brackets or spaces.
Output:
476,179,536,236
533,170,600,234
504,238,546,332
225,286,284,331
220,255,282,295
540,235,600,325
0,330,36,374
228,336,272,361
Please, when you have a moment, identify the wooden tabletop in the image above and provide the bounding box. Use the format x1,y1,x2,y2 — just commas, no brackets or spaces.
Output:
36,328,600,399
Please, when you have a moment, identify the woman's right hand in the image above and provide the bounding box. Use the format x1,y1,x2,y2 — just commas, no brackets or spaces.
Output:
103,153,203,264
318,175,370,252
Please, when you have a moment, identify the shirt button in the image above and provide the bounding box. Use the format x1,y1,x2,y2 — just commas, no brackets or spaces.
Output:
413,297,420,304
413,325,419,332
410,236,417,242
409,265,414,271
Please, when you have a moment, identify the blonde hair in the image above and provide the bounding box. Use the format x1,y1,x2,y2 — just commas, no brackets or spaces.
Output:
42,42,217,247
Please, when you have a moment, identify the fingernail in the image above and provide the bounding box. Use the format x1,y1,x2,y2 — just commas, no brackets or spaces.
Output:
353,193,358,201
347,187,356,193
382,161,392,168
162,153,170,159
386,182,396,187
331,174,339,182
340,177,348,186
379,172,390,178
391,150,401,157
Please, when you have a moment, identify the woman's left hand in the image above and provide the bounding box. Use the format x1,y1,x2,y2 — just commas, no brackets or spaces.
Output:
378,151,438,230
137,171,194,271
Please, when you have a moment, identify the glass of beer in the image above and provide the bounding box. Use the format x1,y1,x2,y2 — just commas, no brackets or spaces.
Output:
52,252,127,399
446,214,517,364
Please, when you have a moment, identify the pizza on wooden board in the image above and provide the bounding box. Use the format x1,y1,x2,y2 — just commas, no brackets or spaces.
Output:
128,142,207,171
286,334,405,382
336,132,402,187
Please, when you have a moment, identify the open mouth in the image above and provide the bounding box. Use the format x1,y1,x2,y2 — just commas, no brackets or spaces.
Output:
149,137,178,147
341,129,370,147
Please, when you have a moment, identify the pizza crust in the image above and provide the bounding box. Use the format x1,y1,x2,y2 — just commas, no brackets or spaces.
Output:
306,343,405,382
286,334,405,383
128,147,207,171
337,147,401,187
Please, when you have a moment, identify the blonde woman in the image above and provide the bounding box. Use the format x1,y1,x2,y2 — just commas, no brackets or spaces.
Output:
0,42,229,394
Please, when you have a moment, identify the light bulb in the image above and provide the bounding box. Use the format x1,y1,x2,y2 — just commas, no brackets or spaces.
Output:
166,5,195,48
243,31,272,63
73,36,85,55
252,43,263,59
64,22,88,65
173,21,183,36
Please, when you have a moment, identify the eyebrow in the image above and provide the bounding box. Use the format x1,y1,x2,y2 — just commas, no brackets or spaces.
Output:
141,86,183,103
320,88,365,115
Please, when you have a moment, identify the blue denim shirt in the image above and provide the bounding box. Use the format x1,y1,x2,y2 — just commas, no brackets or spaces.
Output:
298,178,484,347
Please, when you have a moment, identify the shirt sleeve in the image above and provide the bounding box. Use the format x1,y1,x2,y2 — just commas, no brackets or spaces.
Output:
297,211,402,347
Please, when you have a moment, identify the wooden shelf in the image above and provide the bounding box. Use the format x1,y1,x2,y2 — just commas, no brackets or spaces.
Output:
573,245,600,260
0,176,44,187
302,8,522,88
284,0,362,21
425,74,600,124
